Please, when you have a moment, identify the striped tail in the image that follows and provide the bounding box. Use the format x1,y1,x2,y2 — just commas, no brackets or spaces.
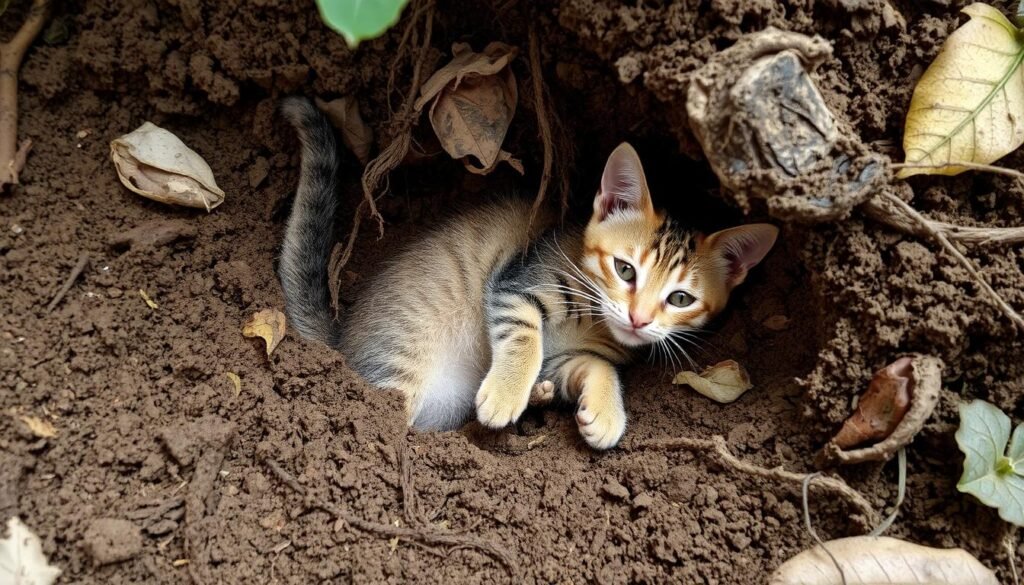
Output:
278,97,343,347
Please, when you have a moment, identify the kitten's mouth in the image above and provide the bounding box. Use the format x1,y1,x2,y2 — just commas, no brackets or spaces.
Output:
609,323,652,347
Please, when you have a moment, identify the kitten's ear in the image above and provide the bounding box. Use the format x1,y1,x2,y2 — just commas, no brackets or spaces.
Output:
703,224,779,289
594,143,654,220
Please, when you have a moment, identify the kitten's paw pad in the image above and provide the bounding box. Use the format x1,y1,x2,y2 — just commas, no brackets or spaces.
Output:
475,377,530,429
575,398,626,450
529,380,556,406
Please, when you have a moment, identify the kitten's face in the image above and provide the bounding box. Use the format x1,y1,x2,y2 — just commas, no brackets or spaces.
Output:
580,144,778,348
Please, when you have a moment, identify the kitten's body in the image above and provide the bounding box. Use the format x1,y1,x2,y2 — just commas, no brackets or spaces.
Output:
280,98,777,449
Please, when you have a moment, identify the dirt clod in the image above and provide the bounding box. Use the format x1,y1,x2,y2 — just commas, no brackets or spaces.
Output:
82,519,143,566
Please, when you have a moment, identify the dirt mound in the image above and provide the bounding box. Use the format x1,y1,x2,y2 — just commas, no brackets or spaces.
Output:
2,0,1022,582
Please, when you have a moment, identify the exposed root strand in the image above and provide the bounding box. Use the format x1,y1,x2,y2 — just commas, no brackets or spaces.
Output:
264,457,517,578
880,191,1024,331
638,435,879,528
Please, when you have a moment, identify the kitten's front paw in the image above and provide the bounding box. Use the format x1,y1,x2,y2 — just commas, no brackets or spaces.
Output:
529,380,555,406
575,396,626,450
475,375,530,428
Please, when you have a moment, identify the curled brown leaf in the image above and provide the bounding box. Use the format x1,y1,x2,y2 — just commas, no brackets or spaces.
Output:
242,309,287,356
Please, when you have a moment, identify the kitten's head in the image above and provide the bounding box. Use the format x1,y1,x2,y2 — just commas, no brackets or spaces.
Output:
581,143,778,347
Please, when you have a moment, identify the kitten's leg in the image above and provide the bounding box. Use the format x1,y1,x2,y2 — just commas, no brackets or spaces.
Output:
544,353,626,449
476,293,545,428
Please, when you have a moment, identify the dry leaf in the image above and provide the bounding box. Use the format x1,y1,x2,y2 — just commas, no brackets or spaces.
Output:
673,360,753,404
316,96,374,165
769,535,998,584
898,4,1024,178
833,357,913,449
138,289,158,310
415,42,522,175
19,415,57,438
225,372,242,397
0,517,62,585
242,309,287,356
111,122,226,211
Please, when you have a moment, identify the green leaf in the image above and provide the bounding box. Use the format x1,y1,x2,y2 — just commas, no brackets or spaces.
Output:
315,0,410,48
956,399,1024,526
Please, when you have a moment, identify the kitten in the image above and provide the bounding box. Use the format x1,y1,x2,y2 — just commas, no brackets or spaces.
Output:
279,97,778,449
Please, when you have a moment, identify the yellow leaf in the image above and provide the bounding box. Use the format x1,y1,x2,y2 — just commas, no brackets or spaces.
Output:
19,416,57,438
138,289,159,309
225,372,241,397
672,360,753,404
242,309,286,356
899,4,1024,178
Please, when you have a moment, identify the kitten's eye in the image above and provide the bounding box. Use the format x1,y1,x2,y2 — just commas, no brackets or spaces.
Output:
614,258,636,282
668,291,696,308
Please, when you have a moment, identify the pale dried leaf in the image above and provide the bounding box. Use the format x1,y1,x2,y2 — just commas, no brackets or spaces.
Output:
769,536,999,584
316,96,374,165
111,122,225,211
19,416,57,439
417,43,520,175
672,360,752,404
242,309,287,356
225,372,242,397
0,517,62,585
899,4,1024,178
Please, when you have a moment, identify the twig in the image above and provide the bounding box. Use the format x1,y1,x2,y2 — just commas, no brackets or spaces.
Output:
264,458,517,578
45,253,88,312
527,26,554,223
881,191,1024,331
637,435,879,527
0,0,51,191
864,196,1024,246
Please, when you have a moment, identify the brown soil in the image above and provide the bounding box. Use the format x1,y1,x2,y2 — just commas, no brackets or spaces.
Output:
2,0,1022,583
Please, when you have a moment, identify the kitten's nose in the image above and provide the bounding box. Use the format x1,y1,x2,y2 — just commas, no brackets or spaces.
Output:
629,312,652,329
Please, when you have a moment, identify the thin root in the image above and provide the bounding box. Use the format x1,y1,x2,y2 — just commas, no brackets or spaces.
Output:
264,458,517,578
893,161,1024,188
638,435,879,528
880,191,1024,331
864,196,1024,246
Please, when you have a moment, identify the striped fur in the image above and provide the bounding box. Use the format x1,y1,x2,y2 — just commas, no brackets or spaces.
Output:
279,112,777,449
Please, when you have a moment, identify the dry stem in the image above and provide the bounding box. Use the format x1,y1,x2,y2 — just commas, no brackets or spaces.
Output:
264,458,516,578
638,435,879,528
0,0,50,191
880,191,1024,331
